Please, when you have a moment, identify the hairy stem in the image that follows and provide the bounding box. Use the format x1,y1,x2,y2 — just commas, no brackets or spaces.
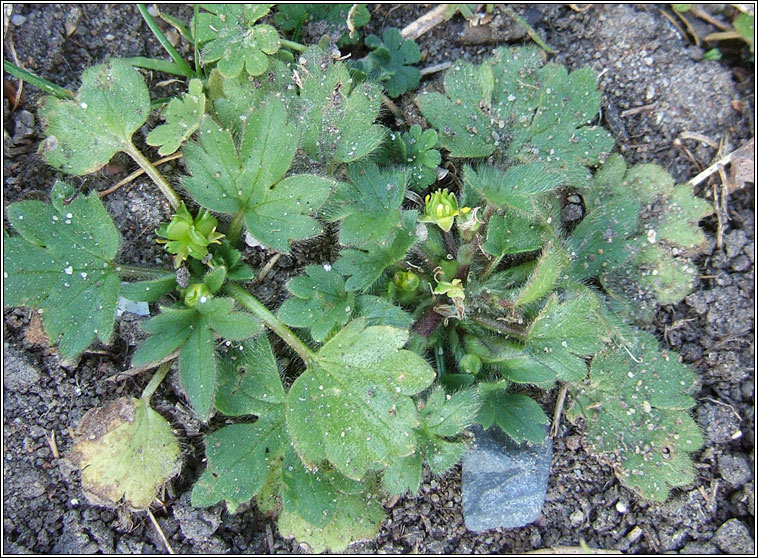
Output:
471,316,527,342
227,209,246,246
114,264,174,280
141,361,172,401
225,283,316,367
125,141,182,210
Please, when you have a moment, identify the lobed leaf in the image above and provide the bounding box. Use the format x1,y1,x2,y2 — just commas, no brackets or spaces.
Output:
286,319,436,480
278,265,355,342
4,183,121,360
182,100,335,252
146,78,206,156
196,4,280,78
362,28,421,97
39,59,150,174
215,334,286,417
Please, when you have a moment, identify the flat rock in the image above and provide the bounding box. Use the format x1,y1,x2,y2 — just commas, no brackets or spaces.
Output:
462,425,552,532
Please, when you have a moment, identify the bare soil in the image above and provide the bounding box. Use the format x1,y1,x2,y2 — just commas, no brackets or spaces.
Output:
3,4,755,554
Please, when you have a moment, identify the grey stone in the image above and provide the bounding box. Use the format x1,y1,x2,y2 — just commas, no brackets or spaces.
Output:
681,541,719,554
462,425,552,532
724,229,748,259
719,453,753,486
3,343,41,393
712,519,755,555
11,14,27,26
697,402,742,445
173,492,222,543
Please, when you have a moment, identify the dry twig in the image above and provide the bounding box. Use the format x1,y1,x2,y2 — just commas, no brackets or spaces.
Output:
147,509,175,554
99,152,183,198
401,4,450,40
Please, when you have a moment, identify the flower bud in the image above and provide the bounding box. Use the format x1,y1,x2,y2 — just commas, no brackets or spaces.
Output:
183,282,211,308
419,189,469,232
393,271,420,292
459,353,482,375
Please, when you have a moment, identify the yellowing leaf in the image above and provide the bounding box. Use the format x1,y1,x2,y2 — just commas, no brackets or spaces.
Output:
70,397,181,510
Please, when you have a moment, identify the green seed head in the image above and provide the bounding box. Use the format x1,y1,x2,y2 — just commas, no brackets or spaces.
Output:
157,202,225,268
420,188,468,232
183,282,212,308
393,270,420,292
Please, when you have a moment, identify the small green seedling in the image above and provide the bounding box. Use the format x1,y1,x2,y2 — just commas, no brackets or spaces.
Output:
3,6,714,551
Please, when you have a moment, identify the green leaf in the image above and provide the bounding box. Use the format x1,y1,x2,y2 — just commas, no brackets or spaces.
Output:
278,265,355,342
179,315,217,420
385,124,441,191
275,4,370,46
464,164,565,213
513,242,567,307
215,334,286,416
131,306,197,366
278,449,384,552
422,432,468,475
297,46,385,165
569,331,702,501
39,59,150,175
420,387,481,438
132,297,259,420
654,184,713,248
480,389,549,444
196,4,280,78
182,100,334,253
286,319,436,480
382,453,422,496
334,212,418,291
418,46,613,185
206,60,297,134
334,162,406,246
4,184,121,360
120,275,177,302
363,28,421,97
483,212,545,257
191,410,286,512
70,397,181,510
636,245,698,306
525,291,607,382
146,78,206,156
355,295,414,329
733,13,754,50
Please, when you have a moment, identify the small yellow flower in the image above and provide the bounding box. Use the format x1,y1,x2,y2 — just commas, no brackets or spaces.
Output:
419,189,469,232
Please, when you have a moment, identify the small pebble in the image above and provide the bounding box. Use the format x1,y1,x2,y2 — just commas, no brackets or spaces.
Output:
569,510,584,526
430,493,440,503
11,14,27,26
615,500,628,514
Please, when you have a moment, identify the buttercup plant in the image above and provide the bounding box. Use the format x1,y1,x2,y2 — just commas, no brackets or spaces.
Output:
3,4,713,552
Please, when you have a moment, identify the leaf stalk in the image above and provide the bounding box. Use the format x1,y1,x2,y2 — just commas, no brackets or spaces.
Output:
125,141,182,210
225,283,316,367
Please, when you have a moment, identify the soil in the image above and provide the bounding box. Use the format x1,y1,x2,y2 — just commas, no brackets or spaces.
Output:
3,4,755,555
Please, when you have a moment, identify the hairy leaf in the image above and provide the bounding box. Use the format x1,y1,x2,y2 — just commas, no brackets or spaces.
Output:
196,4,280,78
215,334,285,417
191,410,287,512
278,265,355,342
147,78,206,155
182,100,334,252
569,331,702,501
334,212,418,291
297,46,385,165
333,162,406,246
464,164,565,214
4,182,121,360
355,294,414,329
39,59,150,174
483,212,545,257
132,297,260,420
418,46,613,186
362,28,421,97
478,386,549,444
384,124,441,191
286,319,436,479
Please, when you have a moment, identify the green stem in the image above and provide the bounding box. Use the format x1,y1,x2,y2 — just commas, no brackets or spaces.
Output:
125,140,182,210
137,4,196,77
502,6,556,53
227,209,246,246
193,4,201,76
481,254,503,280
434,342,446,378
472,315,527,342
280,38,307,53
158,11,195,44
114,264,174,280
122,56,194,78
141,361,172,401
225,283,316,367
3,60,74,99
